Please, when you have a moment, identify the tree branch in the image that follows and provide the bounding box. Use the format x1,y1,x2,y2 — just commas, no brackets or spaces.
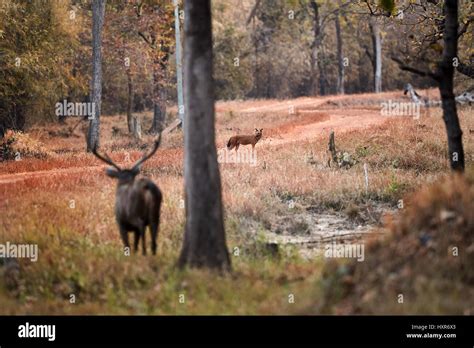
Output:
138,31,151,46
391,56,439,80
458,16,473,38
456,60,474,79
246,0,261,26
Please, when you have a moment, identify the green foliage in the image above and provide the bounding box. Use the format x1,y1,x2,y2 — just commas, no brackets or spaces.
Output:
0,0,87,133
378,0,396,15
213,26,254,100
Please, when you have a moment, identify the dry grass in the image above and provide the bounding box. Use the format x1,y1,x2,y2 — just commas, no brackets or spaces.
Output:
317,171,474,315
0,91,473,314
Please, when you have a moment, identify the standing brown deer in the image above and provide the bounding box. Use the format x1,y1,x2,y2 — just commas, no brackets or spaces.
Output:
92,135,162,255
227,128,263,151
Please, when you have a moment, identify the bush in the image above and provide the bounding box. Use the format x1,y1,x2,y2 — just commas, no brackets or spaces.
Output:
1,130,50,160
318,172,474,314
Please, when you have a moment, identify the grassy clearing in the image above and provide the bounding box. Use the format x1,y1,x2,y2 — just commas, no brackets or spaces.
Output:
0,95,473,314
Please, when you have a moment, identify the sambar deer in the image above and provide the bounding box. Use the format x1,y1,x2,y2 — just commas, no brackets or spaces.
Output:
92,135,162,255
227,128,263,151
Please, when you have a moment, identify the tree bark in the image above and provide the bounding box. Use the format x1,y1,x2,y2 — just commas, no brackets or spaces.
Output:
178,0,231,271
173,0,185,124
327,130,337,167
126,68,133,133
87,0,105,151
456,60,474,79
369,17,382,93
438,0,464,171
318,48,327,95
335,12,344,95
310,0,322,96
149,65,166,134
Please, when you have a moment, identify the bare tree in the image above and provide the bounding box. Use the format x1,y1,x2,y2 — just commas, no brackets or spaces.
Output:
126,68,133,132
178,0,231,271
392,0,465,171
335,11,345,94
369,17,382,93
87,0,106,151
437,0,464,171
310,0,325,95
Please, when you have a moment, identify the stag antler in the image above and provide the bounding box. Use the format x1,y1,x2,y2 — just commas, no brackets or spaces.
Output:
92,147,122,171
131,133,162,171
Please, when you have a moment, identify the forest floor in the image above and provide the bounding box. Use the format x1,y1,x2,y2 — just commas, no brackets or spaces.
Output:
1,89,473,314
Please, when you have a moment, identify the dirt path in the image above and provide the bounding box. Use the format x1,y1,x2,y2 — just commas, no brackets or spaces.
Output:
264,109,385,146
0,95,389,186
0,165,103,185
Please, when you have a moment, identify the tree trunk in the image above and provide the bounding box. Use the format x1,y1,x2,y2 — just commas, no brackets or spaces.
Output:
335,13,344,95
318,48,327,95
173,0,185,124
178,0,231,271
126,69,133,133
310,0,322,96
149,66,166,134
254,19,260,97
438,0,464,171
369,17,382,93
87,0,105,151
327,130,337,167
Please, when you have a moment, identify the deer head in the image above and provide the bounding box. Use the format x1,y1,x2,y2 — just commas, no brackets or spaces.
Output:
92,134,162,184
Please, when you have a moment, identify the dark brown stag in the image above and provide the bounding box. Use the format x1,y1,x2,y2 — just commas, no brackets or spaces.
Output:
92,135,162,255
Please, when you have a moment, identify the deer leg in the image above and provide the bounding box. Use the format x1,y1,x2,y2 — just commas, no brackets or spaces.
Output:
141,226,147,256
133,230,140,253
235,144,239,152
119,226,130,253
150,222,159,255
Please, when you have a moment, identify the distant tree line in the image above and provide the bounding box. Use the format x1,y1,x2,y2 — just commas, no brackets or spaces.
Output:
0,0,472,135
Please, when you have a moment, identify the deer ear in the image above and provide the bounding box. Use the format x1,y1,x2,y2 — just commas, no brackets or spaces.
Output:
255,128,258,132
260,128,263,132
105,168,120,178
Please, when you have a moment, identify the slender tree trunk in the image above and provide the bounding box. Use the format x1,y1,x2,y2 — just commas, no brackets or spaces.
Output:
126,69,133,133
266,64,272,98
369,17,382,93
149,65,166,134
358,54,369,93
335,12,344,95
254,19,260,97
173,0,185,124
318,48,327,95
438,0,464,171
178,0,231,271
310,0,321,96
87,0,105,151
